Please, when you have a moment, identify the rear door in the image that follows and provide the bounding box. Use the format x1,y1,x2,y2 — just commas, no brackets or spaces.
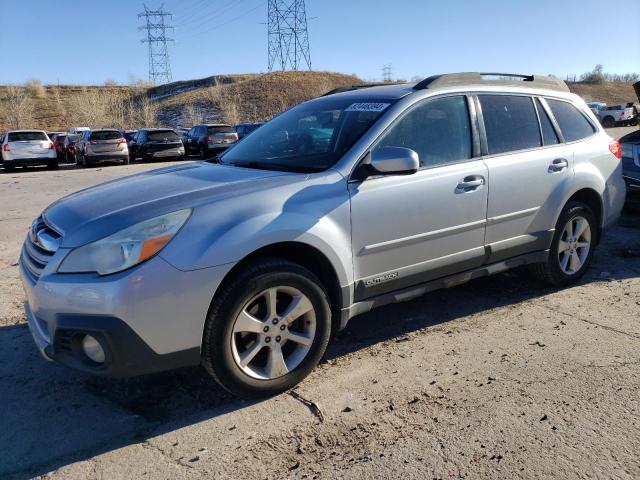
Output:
349,95,489,300
478,94,573,262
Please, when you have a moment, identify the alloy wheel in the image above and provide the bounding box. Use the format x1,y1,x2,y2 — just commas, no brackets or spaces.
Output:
558,215,591,275
231,286,316,380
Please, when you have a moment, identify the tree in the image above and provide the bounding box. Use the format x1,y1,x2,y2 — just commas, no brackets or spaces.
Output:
3,86,33,129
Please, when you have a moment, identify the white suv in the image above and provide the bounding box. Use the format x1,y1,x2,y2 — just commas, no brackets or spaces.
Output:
20,73,626,398
1,130,58,172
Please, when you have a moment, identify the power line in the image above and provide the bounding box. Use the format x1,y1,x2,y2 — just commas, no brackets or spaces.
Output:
268,0,312,72
176,1,264,40
138,4,174,85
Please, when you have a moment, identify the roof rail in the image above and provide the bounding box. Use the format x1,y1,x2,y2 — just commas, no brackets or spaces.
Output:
322,83,399,96
413,72,569,93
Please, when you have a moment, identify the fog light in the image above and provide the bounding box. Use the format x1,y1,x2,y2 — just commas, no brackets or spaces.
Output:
82,335,105,364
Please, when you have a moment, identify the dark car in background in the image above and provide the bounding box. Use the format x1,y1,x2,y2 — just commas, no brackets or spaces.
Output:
183,124,238,159
128,128,185,162
620,129,640,192
63,134,80,163
121,130,138,144
234,122,264,140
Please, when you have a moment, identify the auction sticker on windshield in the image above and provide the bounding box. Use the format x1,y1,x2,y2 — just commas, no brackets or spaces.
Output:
345,103,391,112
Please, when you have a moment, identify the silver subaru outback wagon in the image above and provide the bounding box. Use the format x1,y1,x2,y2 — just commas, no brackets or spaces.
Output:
20,73,626,398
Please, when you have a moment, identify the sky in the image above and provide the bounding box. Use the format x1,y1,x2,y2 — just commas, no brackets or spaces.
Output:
0,0,638,85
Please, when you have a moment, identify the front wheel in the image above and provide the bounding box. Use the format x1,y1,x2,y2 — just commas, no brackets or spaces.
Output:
202,258,332,399
527,201,597,287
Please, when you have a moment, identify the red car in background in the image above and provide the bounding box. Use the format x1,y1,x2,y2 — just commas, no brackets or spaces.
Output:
51,134,67,161
63,134,81,163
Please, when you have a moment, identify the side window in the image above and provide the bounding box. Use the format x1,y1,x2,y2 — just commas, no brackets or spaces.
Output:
479,95,541,154
374,95,472,168
546,99,595,142
535,99,559,145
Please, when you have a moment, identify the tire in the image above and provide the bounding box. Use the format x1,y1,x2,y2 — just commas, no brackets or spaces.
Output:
202,258,332,399
602,116,615,128
3,163,15,173
527,201,597,287
199,146,207,160
46,159,59,170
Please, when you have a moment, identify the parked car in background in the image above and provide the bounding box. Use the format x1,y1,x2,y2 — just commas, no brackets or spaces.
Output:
47,132,65,141
620,129,640,192
1,130,58,172
51,134,68,161
598,104,636,127
234,122,264,140
128,128,185,162
586,102,606,116
19,73,626,398
121,130,138,144
75,129,129,167
183,124,238,159
63,134,80,163
69,127,90,136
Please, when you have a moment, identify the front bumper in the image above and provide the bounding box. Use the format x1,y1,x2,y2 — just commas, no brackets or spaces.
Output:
20,247,232,378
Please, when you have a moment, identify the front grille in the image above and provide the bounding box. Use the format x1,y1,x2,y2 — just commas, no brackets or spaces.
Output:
21,216,61,282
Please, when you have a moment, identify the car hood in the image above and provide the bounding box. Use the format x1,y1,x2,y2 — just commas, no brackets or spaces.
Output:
44,162,290,247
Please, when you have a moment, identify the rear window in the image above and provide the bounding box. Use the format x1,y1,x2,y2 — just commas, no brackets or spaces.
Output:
147,130,180,141
480,95,541,155
546,99,595,142
54,134,67,142
89,130,122,141
8,131,48,142
207,126,234,134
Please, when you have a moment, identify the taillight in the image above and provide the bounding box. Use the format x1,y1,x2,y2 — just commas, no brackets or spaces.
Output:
204,135,211,143
48,141,54,149
117,138,126,144
609,140,622,160
2,144,9,152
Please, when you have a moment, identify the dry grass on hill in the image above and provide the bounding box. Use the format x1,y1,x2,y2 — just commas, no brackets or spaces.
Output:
568,81,638,105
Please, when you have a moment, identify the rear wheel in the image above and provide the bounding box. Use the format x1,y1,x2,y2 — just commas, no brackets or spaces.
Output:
602,116,615,128
3,163,15,173
202,258,332,399
528,201,597,287
46,159,59,170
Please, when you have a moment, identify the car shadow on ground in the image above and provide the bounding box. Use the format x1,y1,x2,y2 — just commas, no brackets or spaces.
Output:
1,217,638,479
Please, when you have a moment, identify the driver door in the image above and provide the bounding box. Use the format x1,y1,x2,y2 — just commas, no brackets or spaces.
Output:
349,95,489,301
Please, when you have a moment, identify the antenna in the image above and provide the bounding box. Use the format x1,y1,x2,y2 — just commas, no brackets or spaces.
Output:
382,65,392,83
138,4,174,85
267,0,312,71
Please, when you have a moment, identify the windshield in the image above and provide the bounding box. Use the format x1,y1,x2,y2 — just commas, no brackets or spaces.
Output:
220,97,394,172
208,126,234,134
148,130,180,141
8,131,47,142
90,130,122,141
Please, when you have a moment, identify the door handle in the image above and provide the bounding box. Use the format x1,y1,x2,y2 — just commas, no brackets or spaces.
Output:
549,158,568,173
456,175,485,193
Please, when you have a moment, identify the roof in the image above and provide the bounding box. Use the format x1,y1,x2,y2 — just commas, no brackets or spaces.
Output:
322,72,570,101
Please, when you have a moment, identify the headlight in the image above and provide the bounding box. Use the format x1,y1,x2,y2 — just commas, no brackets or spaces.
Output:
58,209,191,275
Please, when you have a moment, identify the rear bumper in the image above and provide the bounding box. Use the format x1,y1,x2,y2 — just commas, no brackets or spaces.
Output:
86,152,129,163
3,155,56,165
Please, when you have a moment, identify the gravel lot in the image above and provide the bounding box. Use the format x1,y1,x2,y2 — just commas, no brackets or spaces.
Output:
1,128,639,479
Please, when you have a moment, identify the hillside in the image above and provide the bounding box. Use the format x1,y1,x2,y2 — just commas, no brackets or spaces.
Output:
567,81,638,105
0,72,360,131
0,74,637,132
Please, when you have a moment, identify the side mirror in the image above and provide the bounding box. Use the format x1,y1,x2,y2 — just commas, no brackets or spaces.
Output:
370,146,419,175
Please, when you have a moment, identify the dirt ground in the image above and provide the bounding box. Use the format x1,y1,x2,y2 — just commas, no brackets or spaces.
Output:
1,129,639,479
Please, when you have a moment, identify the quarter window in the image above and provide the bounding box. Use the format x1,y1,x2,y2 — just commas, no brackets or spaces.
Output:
535,98,559,145
479,95,541,155
546,99,595,142
374,95,472,168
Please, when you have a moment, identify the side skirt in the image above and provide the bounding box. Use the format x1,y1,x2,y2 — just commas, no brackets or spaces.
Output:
338,250,549,330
